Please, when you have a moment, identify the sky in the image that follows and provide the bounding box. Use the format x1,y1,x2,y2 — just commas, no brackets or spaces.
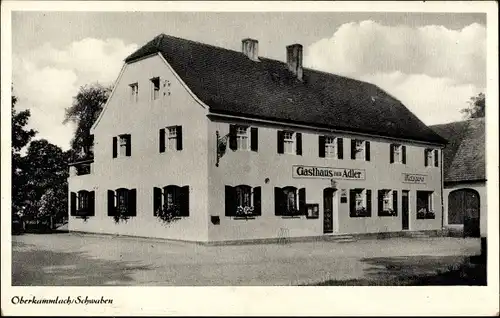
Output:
11,11,487,150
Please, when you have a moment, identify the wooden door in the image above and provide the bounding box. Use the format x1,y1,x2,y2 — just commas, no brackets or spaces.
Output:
448,189,480,237
323,189,334,234
402,190,409,230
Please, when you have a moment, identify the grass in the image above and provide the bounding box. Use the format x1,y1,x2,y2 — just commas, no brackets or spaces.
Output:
308,256,486,286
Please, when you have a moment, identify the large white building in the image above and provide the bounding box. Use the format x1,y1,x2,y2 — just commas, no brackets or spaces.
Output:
68,34,447,243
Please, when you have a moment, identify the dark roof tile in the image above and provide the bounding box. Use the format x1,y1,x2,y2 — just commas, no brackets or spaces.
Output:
126,34,447,144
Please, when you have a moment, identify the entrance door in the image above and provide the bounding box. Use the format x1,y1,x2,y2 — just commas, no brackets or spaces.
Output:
402,190,409,230
323,188,336,233
449,189,480,237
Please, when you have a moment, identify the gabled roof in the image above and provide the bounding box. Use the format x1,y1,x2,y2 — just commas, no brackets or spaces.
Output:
125,33,447,145
430,118,485,183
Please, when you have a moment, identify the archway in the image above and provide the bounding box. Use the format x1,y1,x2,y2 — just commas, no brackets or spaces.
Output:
448,189,480,237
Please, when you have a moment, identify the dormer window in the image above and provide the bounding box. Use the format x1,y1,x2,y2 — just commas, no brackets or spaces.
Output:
151,77,160,100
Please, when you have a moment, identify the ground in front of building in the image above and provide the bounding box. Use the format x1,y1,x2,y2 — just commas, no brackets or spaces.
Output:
12,233,482,286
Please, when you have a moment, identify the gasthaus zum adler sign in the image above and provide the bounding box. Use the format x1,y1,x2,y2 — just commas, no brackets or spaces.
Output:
292,165,366,180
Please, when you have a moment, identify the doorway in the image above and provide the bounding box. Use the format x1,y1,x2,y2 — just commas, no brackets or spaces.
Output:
323,188,337,234
402,190,410,230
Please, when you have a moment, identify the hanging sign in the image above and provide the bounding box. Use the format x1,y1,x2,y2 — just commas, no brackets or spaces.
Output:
292,165,365,180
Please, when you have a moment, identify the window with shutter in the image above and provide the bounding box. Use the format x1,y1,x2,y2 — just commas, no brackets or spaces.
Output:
402,145,407,164
277,131,284,154
112,137,118,158
318,135,326,158
107,190,115,216
250,127,258,151
159,128,165,153
125,135,131,157
324,136,337,158
180,186,189,217
88,191,95,216
70,192,77,216
153,187,162,216
225,186,237,216
274,187,284,215
253,187,261,215
390,144,394,163
365,141,370,161
176,126,183,151
282,186,299,216
296,133,302,155
350,188,370,217
229,125,237,151
434,149,439,167
337,138,343,159
298,188,306,215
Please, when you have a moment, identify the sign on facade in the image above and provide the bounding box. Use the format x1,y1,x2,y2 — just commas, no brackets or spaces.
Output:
402,173,427,184
292,165,365,180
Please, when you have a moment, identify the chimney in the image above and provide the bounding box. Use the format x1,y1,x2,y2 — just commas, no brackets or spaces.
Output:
286,44,303,81
242,38,259,61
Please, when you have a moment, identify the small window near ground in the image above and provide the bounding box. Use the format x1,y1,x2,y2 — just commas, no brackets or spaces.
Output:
416,191,434,219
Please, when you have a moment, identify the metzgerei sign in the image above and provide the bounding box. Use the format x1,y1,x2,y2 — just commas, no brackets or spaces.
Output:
402,173,427,184
292,165,366,180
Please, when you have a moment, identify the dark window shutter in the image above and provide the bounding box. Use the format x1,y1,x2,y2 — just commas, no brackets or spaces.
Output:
318,135,325,158
298,188,306,215
225,186,236,216
153,187,162,216
274,187,283,215
393,190,398,215
337,138,343,159
424,149,428,167
277,131,284,154
88,191,95,216
390,144,394,163
176,126,183,151
402,146,407,164
70,192,77,216
125,134,131,156
112,137,118,158
229,125,237,151
351,139,356,159
366,190,372,216
107,190,115,216
159,128,165,153
180,186,189,216
378,190,384,215
253,186,261,215
349,190,356,216
296,133,302,155
128,189,137,216
434,149,439,167
250,127,258,152
365,141,371,161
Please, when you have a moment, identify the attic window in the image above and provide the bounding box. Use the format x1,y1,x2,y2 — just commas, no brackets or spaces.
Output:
151,77,160,100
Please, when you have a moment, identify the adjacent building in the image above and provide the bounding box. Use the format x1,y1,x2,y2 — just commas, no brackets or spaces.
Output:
68,34,447,243
431,118,486,237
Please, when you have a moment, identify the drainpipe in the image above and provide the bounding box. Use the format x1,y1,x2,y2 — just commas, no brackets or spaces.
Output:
440,147,445,233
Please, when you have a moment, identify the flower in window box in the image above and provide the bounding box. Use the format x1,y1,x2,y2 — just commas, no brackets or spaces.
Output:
426,210,435,219
382,208,395,216
355,206,367,217
417,208,427,219
285,207,300,216
156,203,180,224
236,205,254,217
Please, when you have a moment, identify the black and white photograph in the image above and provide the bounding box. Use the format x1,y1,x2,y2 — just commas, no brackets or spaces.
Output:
1,1,498,316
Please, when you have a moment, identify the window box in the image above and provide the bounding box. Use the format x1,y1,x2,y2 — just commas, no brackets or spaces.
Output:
225,185,261,217
153,185,190,223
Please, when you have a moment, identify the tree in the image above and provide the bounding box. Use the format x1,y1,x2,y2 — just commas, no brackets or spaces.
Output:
22,139,69,224
63,83,111,160
11,91,37,215
461,92,485,119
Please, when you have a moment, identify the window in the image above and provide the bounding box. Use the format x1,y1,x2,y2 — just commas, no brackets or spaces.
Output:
277,130,302,155
151,77,160,100
112,134,131,158
130,83,138,102
153,185,190,217
349,189,372,217
351,139,370,161
284,132,294,154
319,136,343,159
390,144,406,164
378,190,398,217
107,188,137,217
425,148,439,167
225,185,261,218
70,190,95,217
274,186,306,217
159,126,183,152
416,191,435,219
229,125,258,152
